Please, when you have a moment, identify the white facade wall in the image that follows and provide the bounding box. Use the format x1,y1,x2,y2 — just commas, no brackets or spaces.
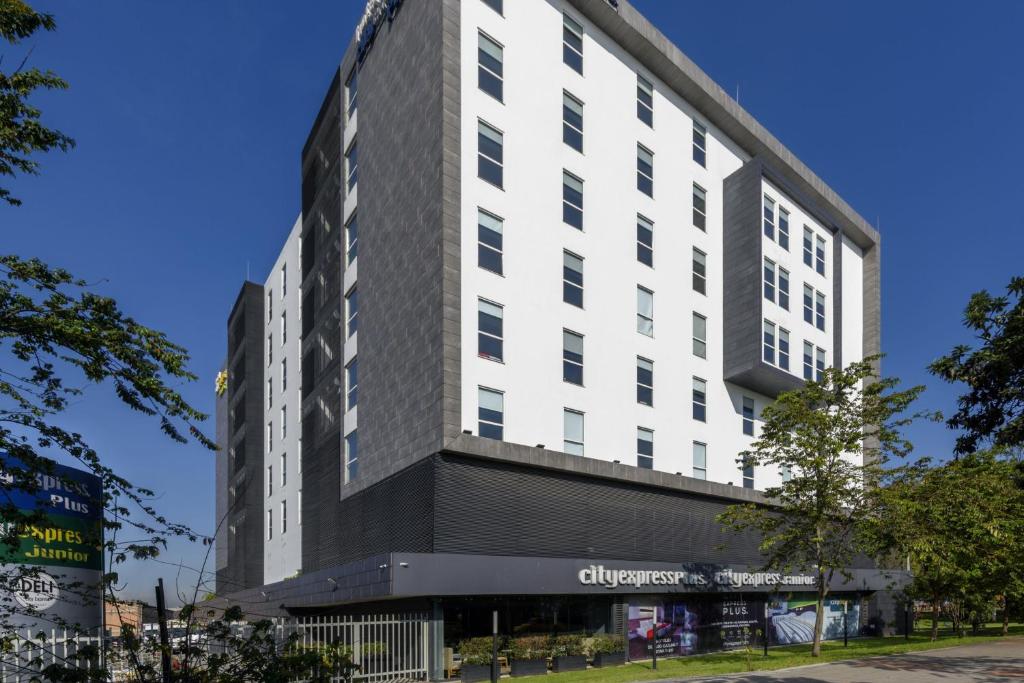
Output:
459,0,866,490
263,216,303,584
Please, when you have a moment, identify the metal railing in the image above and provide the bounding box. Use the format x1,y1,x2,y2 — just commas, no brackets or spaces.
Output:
0,628,102,682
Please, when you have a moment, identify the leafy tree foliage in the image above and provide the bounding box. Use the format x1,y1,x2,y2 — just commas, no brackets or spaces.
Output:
718,358,924,656
931,276,1024,455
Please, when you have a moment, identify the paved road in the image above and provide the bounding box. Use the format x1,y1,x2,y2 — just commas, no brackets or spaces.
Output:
686,639,1024,682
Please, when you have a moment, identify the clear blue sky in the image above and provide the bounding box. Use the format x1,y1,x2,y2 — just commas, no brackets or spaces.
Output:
5,1,1022,603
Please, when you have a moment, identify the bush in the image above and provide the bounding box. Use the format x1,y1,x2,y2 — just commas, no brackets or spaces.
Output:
586,634,625,656
550,634,585,657
509,635,551,660
458,636,505,665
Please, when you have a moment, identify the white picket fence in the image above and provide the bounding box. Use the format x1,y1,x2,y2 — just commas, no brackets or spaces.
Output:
0,628,103,682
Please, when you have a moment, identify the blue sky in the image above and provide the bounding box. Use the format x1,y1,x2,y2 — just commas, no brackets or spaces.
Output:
5,1,1022,602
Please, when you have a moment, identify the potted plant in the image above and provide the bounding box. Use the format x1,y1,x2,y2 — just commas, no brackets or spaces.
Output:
588,634,626,668
458,637,501,682
509,635,550,677
551,634,587,672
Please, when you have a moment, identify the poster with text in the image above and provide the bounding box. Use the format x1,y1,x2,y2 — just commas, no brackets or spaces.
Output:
628,597,764,659
768,596,860,645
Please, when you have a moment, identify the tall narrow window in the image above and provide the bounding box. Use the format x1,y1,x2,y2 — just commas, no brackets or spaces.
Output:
779,327,790,370
742,397,755,436
345,141,357,192
763,258,776,303
267,335,272,366
779,267,790,310
478,299,504,362
693,377,707,422
280,311,286,344
478,32,503,101
815,235,827,276
693,313,707,359
297,489,302,525
281,500,287,534
562,171,583,229
763,195,775,240
778,207,790,250
803,227,814,268
803,284,814,324
267,464,273,496
562,14,583,73
346,287,357,338
781,467,792,482
280,405,287,439
815,291,826,331
803,341,814,380
636,357,653,406
692,183,706,231
637,287,654,336
345,67,357,120
636,145,653,197
478,121,503,188
267,508,273,540
267,421,273,449
267,377,273,409
637,428,654,469
636,74,653,126
816,347,826,381
478,388,504,440
281,453,287,487
693,248,707,295
345,213,357,264
562,91,583,152
267,291,273,323
281,264,287,298
636,214,653,266
742,460,754,489
563,251,583,307
563,330,584,385
346,358,358,410
763,319,776,364
478,209,503,274
564,409,584,456
692,121,706,167
345,430,358,482
693,442,707,480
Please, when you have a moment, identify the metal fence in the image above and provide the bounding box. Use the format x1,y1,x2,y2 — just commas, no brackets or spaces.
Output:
0,628,103,682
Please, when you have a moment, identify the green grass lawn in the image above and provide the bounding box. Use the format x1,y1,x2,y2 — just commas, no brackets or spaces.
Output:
510,624,1024,683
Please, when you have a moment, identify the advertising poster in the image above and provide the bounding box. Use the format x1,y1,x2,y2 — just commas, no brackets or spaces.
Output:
767,596,860,645
0,453,104,633
627,598,764,659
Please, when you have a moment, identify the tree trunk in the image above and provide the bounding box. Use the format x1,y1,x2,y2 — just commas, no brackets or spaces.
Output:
812,571,826,657
1004,604,1010,636
931,597,940,642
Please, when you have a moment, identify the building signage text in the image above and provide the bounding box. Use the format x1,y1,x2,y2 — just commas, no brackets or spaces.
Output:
578,565,817,590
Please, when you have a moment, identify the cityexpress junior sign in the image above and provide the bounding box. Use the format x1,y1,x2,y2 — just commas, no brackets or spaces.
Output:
579,565,817,590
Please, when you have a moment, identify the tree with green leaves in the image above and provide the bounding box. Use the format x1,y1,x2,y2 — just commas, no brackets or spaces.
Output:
718,358,924,656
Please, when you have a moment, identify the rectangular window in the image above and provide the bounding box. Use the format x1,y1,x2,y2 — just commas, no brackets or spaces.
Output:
564,409,584,456
763,195,775,240
281,453,287,487
267,334,272,366
637,357,653,406
763,258,776,303
563,251,583,307
563,330,584,386
636,214,653,266
692,442,707,480
345,287,357,338
478,387,504,440
267,377,273,409
637,286,654,336
803,341,814,380
281,264,287,298
478,299,503,362
563,14,583,73
637,428,653,470
803,227,814,267
345,67,357,119
478,121,503,188
297,489,302,525
345,213,357,264
267,508,273,540
636,74,653,126
280,405,287,440
345,430,358,483
477,209,503,274
815,291,826,331
778,207,790,250
693,248,707,295
803,284,814,325
562,171,583,229
267,291,273,323
692,183,706,231
267,421,273,449
562,91,583,152
763,319,776,364
816,347,826,381
281,500,287,534
778,267,790,310
692,121,706,167
693,313,707,359
815,235,827,276
636,145,653,197
280,311,286,344
478,32,503,101
742,397,755,436
693,377,707,422
345,141,358,192
346,358,358,410
482,0,502,14
267,464,273,496
743,461,754,489
781,466,792,482
779,327,790,370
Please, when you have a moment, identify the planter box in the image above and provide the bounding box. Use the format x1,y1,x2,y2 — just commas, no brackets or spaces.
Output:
511,658,548,677
553,655,587,672
592,651,626,667
460,664,493,682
